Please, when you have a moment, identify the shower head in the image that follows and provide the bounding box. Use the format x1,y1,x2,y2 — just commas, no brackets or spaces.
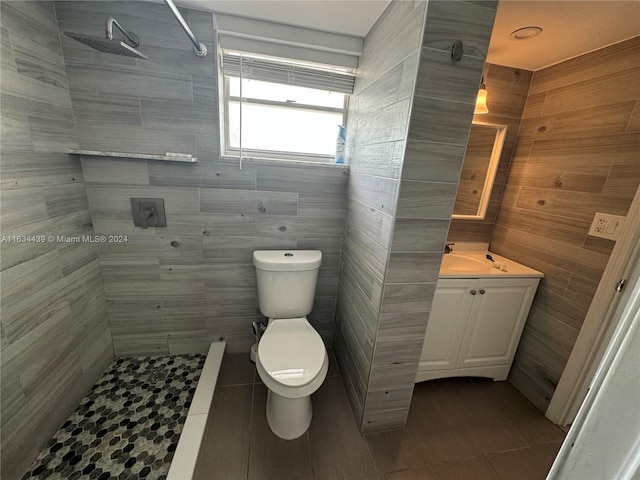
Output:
63,31,148,59
64,17,147,59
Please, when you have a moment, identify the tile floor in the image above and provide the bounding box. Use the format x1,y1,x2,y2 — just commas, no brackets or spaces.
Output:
195,352,566,480
21,355,205,480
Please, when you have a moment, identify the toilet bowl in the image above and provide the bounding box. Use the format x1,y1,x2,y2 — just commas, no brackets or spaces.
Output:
256,317,328,439
253,250,327,440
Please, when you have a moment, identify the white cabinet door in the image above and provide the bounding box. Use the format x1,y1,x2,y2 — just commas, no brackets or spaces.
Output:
456,277,540,369
419,279,475,371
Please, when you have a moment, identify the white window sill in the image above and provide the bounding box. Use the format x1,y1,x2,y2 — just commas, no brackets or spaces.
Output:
220,155,349,169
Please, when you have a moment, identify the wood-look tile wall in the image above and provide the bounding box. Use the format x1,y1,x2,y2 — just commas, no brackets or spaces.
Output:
333,0,426,428
55,1,348,355
448,63,532,242
0,3,113,478
491,36,640,412
369,0,497,432
334,0,497,433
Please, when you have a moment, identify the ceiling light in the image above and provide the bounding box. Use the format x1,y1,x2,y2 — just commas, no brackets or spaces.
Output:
474,79,489,115
510,26,543,41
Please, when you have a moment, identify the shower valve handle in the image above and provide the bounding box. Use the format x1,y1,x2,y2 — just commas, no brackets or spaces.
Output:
140,207,155,229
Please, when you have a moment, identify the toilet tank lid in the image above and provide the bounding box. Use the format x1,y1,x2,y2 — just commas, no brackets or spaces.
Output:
253,250,322,271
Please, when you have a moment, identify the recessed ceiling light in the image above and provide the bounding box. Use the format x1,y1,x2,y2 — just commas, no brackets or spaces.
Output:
510,26,543,41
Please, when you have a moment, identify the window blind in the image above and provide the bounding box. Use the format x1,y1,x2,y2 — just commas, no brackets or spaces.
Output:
222,53,355,94
215,13,362,70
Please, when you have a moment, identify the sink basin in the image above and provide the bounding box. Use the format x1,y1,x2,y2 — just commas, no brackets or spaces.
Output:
440,255,492,273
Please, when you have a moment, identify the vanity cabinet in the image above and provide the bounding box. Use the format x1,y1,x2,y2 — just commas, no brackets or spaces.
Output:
416,276,540,383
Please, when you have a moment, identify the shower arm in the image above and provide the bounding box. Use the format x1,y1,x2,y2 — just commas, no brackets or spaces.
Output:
163,0,208,57
105,16,140,47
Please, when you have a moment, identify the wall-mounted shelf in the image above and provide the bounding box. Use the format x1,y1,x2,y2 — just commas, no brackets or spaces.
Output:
68,149,198,163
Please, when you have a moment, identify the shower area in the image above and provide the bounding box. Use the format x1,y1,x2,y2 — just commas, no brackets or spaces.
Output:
1,1,229,478
20,355,206,479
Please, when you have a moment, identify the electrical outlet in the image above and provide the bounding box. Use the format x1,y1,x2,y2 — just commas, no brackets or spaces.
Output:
594,218,607,233
588,212,626,241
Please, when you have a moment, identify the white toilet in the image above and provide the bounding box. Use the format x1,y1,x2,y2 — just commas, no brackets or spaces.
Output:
253,250,328,440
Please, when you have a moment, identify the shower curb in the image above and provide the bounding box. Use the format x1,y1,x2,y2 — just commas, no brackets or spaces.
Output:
167,342,226,479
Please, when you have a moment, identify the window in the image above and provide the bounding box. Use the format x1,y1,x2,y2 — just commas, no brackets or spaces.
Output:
221,53,354,161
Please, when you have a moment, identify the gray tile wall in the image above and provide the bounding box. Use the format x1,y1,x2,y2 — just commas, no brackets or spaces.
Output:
448,63,533,243
491,36,640,411
334,0,497,433
368,0,498,432
55,1,348,355
0,3,112,478
334,0,426,428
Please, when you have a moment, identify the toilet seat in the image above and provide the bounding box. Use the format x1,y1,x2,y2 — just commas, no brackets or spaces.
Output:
258,317,326,388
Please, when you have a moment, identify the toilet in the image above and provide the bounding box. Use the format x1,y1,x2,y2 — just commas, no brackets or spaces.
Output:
253,250,328,440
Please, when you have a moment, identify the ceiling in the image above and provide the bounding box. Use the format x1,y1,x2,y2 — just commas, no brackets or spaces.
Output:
174,0,640,71
489,1,640,70
175,0,390,37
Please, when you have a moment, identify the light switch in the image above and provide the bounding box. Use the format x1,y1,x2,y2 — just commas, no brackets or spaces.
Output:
588,212,625,241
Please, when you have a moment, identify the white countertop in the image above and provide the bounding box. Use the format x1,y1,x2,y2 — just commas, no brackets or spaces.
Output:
439,250,544,279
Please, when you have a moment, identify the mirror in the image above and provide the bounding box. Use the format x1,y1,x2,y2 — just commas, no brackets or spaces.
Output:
452,122,507,220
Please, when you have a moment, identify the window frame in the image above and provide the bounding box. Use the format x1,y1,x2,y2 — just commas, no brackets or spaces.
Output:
222,76,349,162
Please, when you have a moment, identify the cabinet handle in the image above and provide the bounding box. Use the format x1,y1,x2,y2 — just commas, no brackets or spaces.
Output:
470,290,477,295
479,289,486,295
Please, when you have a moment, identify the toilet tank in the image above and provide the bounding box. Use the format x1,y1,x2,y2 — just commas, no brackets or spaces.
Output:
253,250,322,319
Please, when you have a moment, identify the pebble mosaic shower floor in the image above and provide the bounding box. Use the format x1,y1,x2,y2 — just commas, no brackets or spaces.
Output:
21,354,205,480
